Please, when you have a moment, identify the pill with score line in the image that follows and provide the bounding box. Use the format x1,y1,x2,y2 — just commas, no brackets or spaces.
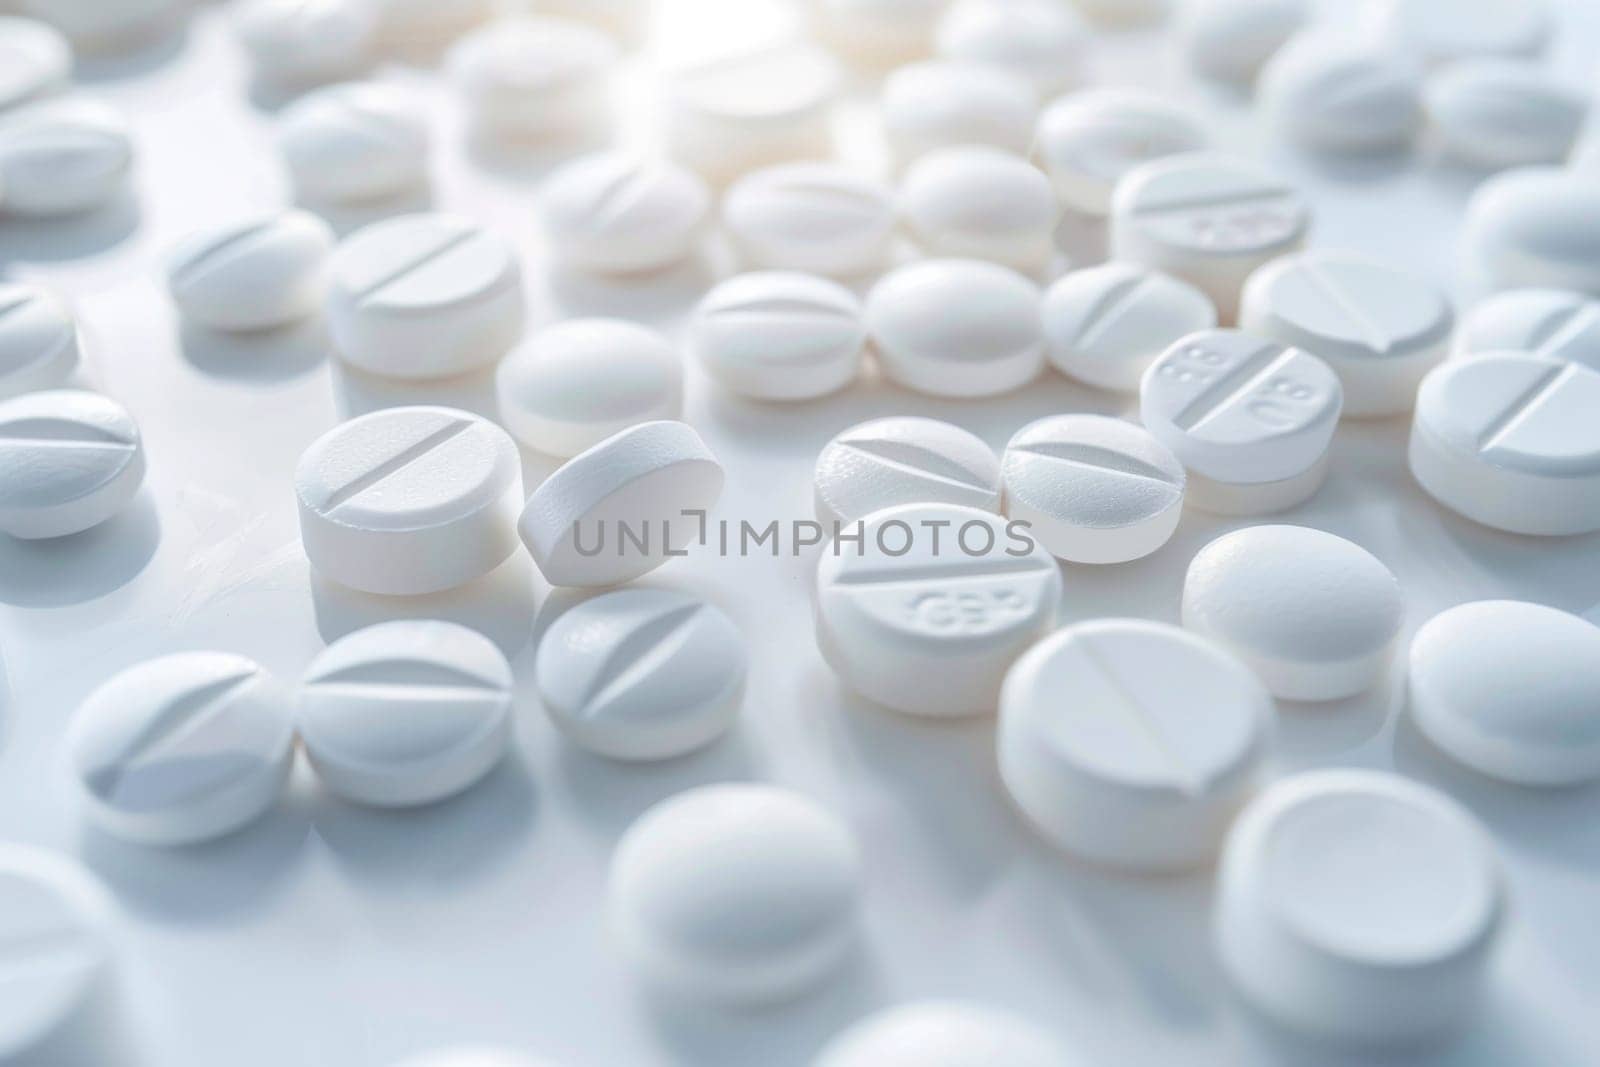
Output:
0,390,145,540
813,416,1002,527
1455,288,1600,371
0,282,80,398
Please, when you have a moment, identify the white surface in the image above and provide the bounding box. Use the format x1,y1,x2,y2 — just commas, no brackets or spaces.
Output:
2,1,1600,1064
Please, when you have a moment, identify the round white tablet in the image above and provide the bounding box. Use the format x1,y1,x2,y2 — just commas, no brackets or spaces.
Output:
1001,414,1185,564
299,620,512,807
899,146,1058,270
934,0,1085,97
1465,167,1600,296
1375,0,1551,67
0,390,144,540
1240,250,1452,417
519,420,725,588
1455,289,1600,371
814,417,1001,527
1180,0,1308,85
232,0,377,87
538,151,710,275
865,259,1044,397
326,213,524,380
18,0,180,49
1140,330,1342,515
1042,263,1217,392
722,162,896,277
1424,61,1588,169
166,210,335,333
0,846,112,1060
1183,525,1402,701
809,0,948,67
1000,619,1272,871
0,16,70,113
609,784,861,1004
815,1001,1070,1067
1409,353,1600,536
68,652,295,845
880,60,1038,170
536,588,746,761
1217,770,1504,1044
1034,89,1208,217
446,15,618,140
815,502,1061,718
1110,153,1310,323
690,272,865,401
0,96,131,217
1259,34,1423,154
277,82,429,205
0,282,80,399
295,406,523,595
495,318,681,458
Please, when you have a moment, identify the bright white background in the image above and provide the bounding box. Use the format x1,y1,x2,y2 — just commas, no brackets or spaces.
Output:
3,0,1600,1064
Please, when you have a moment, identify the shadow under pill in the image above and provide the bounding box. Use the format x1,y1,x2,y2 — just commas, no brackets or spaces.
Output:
328,358,500,422
552,727,761,839
0,494,161,608
465,127,612,187
5,965,143,1067
177,315,331,384
0,186,143,264
296,185,435,239
544,251,718,328
71,19,192,84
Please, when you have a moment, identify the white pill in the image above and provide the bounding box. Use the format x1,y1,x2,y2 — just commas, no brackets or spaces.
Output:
68,652,294,845
865,259,1044,397
1042,263,1217,392
372,0,491,48
532,0,649,43
518,420,724,589
934,0,1086,97
166,210,335,333
326,213,524,380
495,318,681,458
0,282,80,398
811,0,949,68
1140,330,1342,515
0,16,70,113
609,784,861,1005
1110,153,1310,323
1217,770,1504,1045
1001,414,1185,564
722,162,895,277
0,96,131,217
1455,289,1600,371
1409,352,1600,536
538,151,710,275
1411,601,1600,786
295,406,523,595
0,846,112,1060
232,0,377,87
18,0,180,49
1182,525,1402,701
1000,619,1272,871
0,390,143,540
1424,62,1588,169
447,16,617,140
880,61,1037,170
813,417,1000,527
1034,90,1208,217
815,1001,1070,1067
690,272,864,402
1180,0,1308,85
1375,0,1551,67
815,502,1061,718
277,82,429,205
392,1050,557,1067
899,146,1058,270
1259,35,1423,154
299,620,512,807
536,588,745,761
1465,167,1600,296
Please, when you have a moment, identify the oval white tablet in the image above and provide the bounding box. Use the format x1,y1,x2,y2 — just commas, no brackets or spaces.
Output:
295,406,523,595
1465,167,1600,296
277,82,429,205
1409,352,1600,536
1455,289,1600,371
0,390,144,540
865,258,1044,397
1042,263,1217,392
233,0,377,87
609,784,861,1004
536,588,746,761
447,15,618,140
1002,414,1185,564
1110,153,1311,323
1259,34,1423,154
690,272,865,401
814,416,1001,527
0,96,131,217
815,1001,1069,1067
899,146,1058,270
166,210,335,333
1180,0,1308,85
496,318,681,459
0,16,70,113
722,162,895,278
1000,618,1272,871
1183,525,1403,702
1035,89,1208,216
519,420,725,589
68,652,295,845
0,283,79,399
880,60,1038,169
1375,0,1551,67
299,620,512,807
1217,770,1504,1044
326,213,524,380
934,0,1085,97
538,151,710,275
1240,250,1452,417
815,502,1061,718
810,0,948,68
1424,61,1588,168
